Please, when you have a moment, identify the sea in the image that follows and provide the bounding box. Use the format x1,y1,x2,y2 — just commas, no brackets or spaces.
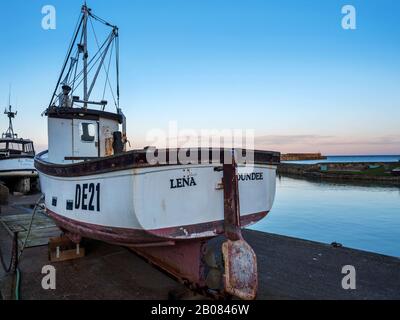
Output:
250,155,400,258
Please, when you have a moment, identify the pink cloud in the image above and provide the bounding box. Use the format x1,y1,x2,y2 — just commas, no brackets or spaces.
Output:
255,134,400,155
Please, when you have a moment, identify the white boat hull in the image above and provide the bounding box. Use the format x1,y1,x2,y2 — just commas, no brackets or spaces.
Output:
0,157,37,178
38,161,277,245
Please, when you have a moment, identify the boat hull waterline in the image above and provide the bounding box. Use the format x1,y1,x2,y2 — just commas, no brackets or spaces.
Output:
36,152,277,245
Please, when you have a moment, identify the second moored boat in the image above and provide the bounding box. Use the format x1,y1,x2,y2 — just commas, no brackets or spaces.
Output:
0,104,37,193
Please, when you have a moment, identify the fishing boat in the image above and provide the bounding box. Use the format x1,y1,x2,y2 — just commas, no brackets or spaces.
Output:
0,103,37,193
35,4,280,299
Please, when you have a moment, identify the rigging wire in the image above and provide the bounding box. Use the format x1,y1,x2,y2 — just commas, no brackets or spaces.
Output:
116,33,120,109
70,29,84,96
48,12,84,108
89,16,118,109
18,195,45,261
102,39,115,108
89,11,117,29
68,31,112,91
63,51,79,86
70,49,81,96
69,35,113,98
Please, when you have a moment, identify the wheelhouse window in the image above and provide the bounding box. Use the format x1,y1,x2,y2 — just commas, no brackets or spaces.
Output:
24,142,35,154
0,142,7,157
8,142,23,152
0,140,35,156
80,123,96,142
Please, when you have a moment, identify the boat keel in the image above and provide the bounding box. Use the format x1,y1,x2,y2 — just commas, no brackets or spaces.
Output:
131,157,258,300
222,239,257,300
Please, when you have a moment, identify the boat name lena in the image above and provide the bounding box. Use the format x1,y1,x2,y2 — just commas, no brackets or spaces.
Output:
170,177,197,189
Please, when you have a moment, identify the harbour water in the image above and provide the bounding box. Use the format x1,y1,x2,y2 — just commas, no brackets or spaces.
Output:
250,176,400,258
284,155,400,165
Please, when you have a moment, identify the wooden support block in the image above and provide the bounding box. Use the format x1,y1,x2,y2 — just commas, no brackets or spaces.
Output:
48,235,85,262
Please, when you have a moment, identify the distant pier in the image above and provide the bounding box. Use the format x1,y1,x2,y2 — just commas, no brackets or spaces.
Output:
281,153,327,161
278,161,400,185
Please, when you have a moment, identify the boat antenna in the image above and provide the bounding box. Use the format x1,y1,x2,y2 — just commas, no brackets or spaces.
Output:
3,85,18,139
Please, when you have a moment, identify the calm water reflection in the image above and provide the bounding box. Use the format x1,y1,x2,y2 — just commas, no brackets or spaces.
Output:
250,176,400,257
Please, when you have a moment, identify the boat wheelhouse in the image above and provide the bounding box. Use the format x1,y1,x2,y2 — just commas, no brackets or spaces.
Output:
0,138,36,176
0,105,37,192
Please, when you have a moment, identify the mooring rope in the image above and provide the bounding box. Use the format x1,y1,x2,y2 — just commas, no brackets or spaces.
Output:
18,195,45,261
1,194,45,300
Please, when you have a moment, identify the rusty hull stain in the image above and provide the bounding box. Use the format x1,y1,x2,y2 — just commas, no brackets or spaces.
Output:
222,239,258,300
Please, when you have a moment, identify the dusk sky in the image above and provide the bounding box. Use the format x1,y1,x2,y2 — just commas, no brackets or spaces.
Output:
0,0,399,155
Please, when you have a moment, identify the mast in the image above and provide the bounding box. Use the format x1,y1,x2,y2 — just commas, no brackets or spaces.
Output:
82,4,89,109
3,104,17,139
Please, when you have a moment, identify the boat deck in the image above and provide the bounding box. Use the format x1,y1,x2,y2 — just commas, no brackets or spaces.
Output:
1,193,399,300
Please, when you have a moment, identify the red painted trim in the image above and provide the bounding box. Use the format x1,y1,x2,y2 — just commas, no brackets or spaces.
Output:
47,209,268,246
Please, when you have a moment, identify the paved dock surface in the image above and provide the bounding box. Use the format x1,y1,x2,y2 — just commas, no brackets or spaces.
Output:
245,231,400,299
1,193,399,300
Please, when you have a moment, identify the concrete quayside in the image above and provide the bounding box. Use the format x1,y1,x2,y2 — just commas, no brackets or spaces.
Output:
1,193,399,300
278,162,400,185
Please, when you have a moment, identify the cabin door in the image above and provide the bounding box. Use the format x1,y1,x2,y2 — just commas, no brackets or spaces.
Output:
72,119,99,160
